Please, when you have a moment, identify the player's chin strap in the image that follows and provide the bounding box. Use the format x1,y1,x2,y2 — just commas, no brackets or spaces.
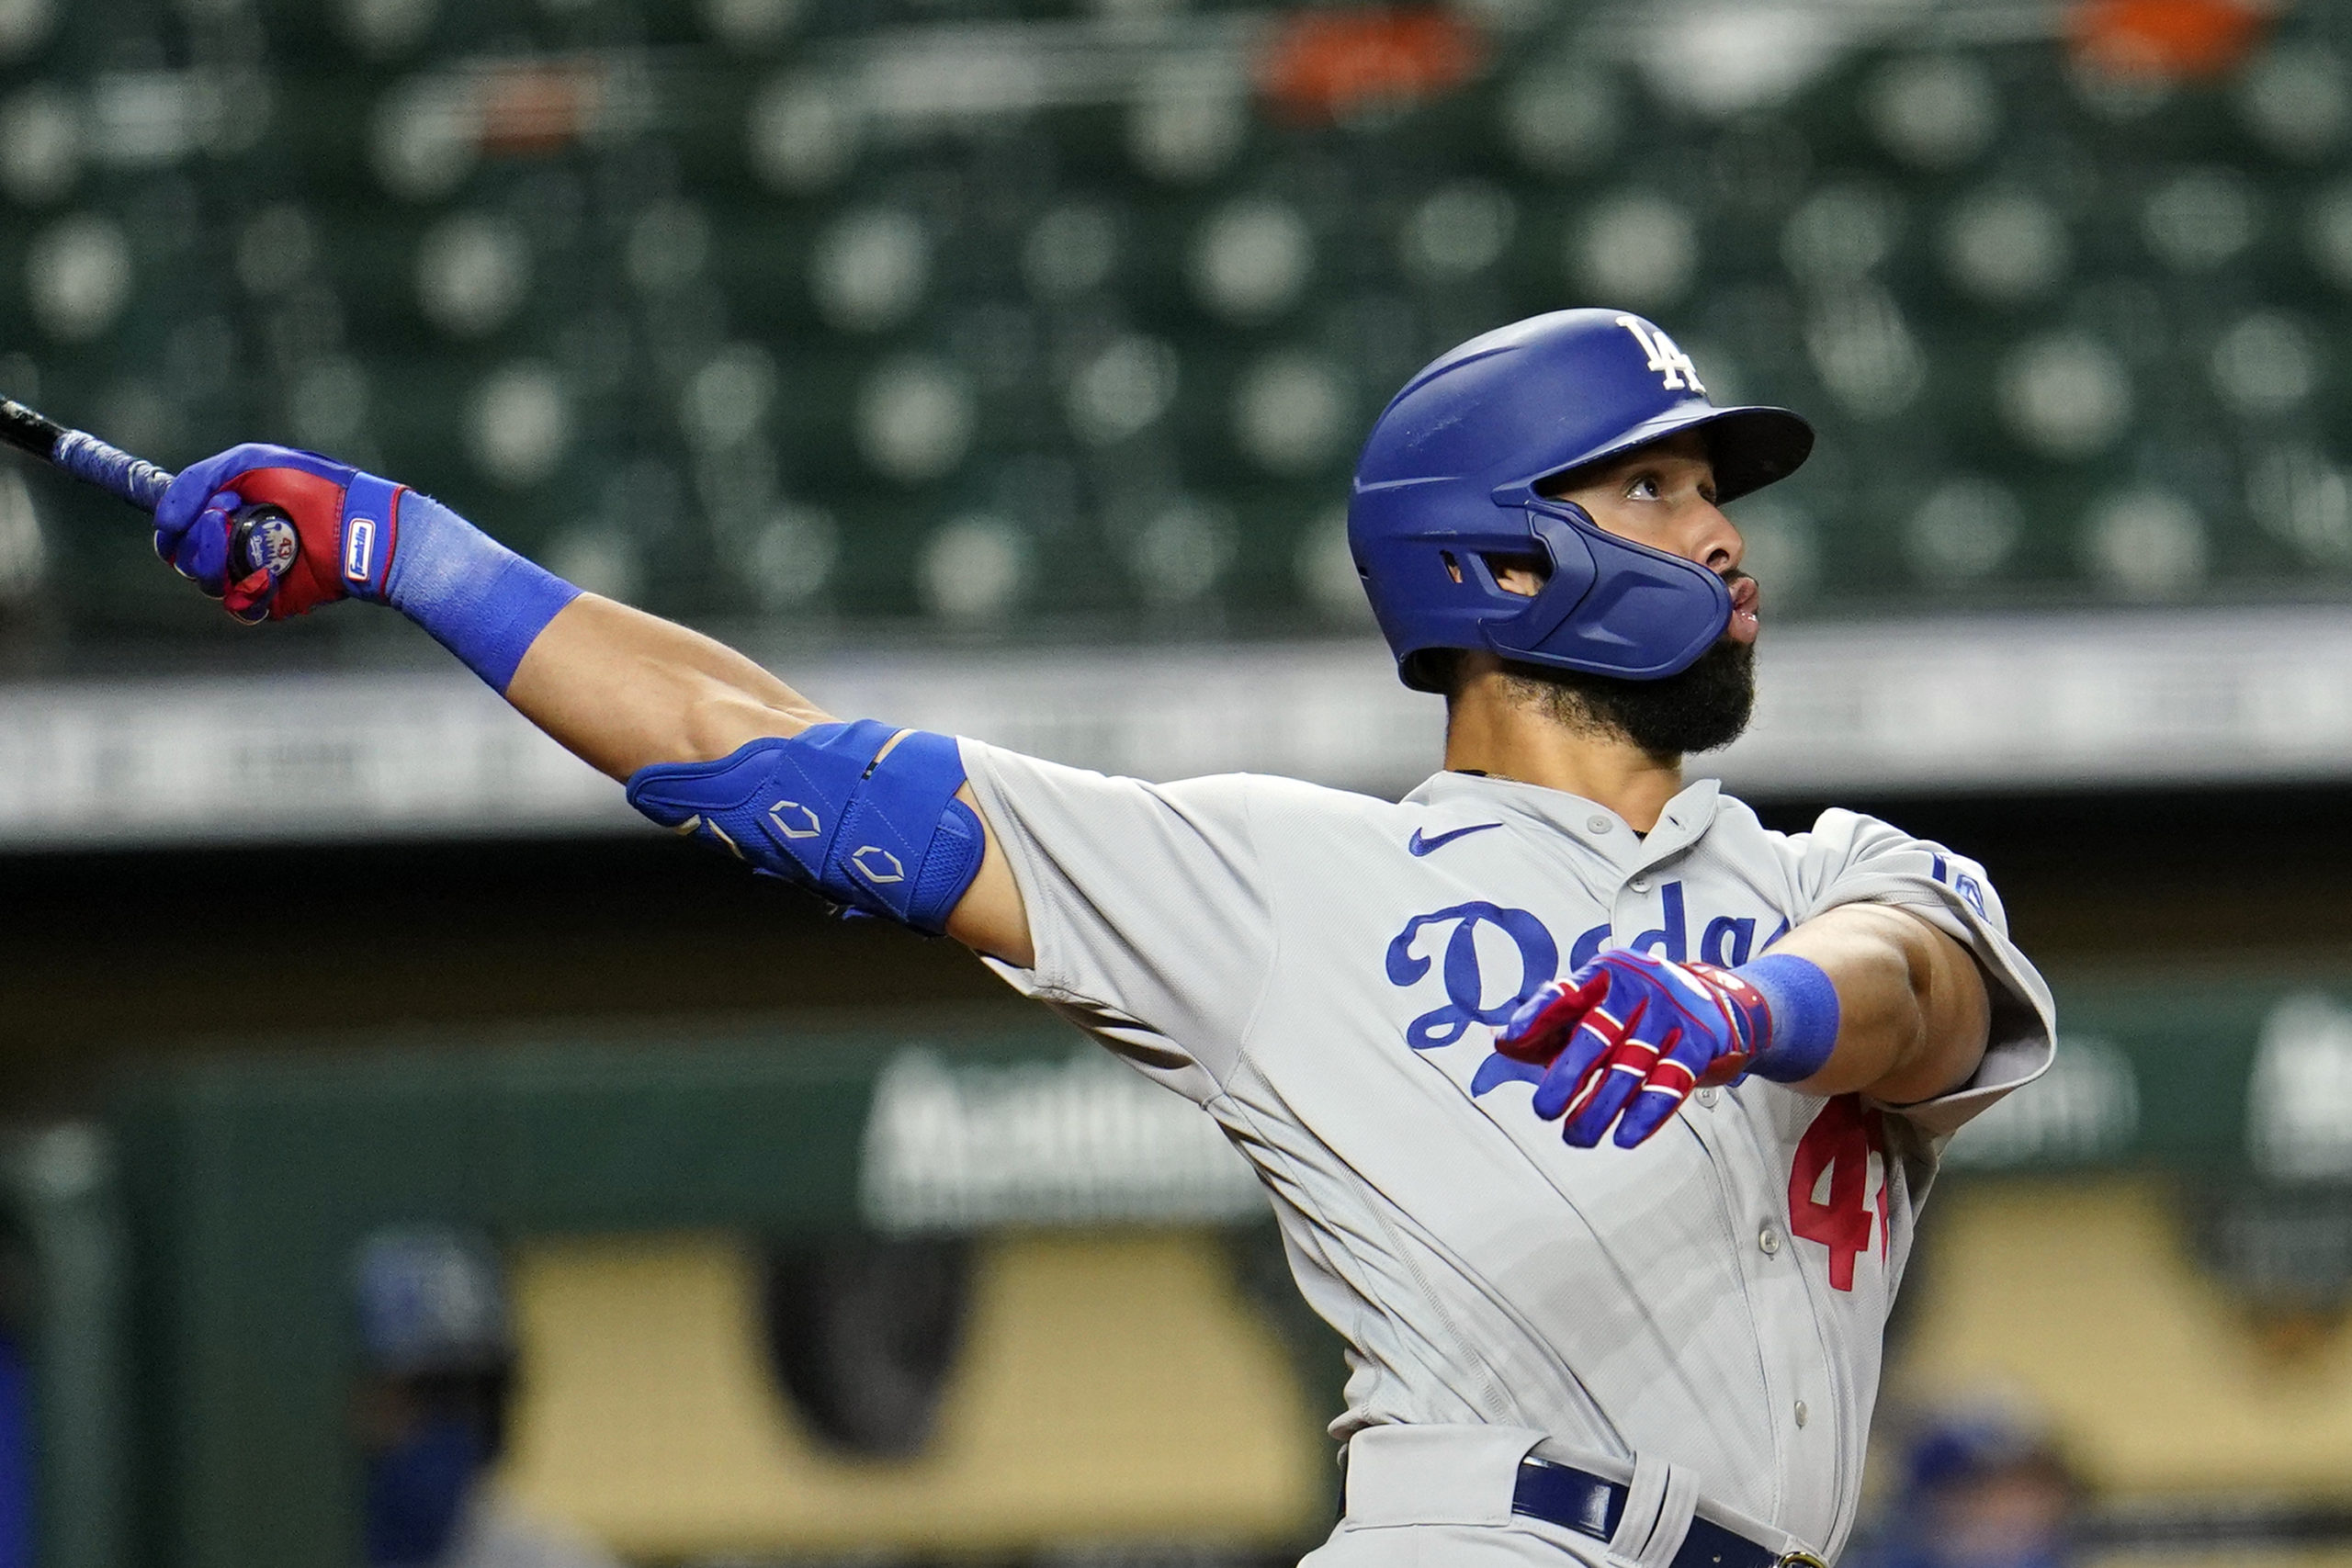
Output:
626,720,987,936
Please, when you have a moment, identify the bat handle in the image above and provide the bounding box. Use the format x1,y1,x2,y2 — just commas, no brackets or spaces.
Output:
228,504,300,584
30,415,302,607
50,429,173,512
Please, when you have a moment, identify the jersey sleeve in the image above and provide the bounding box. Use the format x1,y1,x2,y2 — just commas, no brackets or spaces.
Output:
956,739,1274,1099
1792,809,2056,1141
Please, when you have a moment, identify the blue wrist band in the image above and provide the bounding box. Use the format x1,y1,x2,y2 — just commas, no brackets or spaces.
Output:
383,491,581,694
1738,953,1841,1083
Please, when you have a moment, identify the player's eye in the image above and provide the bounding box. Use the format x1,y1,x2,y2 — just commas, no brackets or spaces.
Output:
1625,473,1664,502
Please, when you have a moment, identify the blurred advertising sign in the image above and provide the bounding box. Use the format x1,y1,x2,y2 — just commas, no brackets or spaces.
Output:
1938,980,2352,1180
861,1048,1265,1233
1943,1036,2141,1171
2245,992,2352,1181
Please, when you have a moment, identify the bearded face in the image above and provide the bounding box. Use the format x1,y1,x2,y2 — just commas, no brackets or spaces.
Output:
1500,635,1758,761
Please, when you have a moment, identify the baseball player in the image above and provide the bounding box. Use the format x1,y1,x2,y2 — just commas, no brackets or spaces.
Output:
151,309,2053,1567
352,1226,627,1568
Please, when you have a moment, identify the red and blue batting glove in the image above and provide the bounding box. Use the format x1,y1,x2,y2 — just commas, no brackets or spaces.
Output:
153,443,579,694
1496,950,1841,1149
153,444,401,623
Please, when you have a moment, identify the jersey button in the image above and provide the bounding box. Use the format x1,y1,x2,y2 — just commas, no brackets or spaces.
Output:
1794,1401,1809,1427
1586,815,1612,834
1629,875,1650,893
1695,1088,1720,1109
1758,1224,1784,1257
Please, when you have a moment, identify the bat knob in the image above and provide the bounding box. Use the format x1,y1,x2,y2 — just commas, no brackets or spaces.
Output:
229,503,300,583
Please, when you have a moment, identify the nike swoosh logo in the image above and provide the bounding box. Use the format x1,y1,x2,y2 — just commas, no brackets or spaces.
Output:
1408,822,1503,856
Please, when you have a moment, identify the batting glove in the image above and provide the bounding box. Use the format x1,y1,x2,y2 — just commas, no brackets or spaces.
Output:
1495,950,1841,1148
153,444,401,623
153,443,579,693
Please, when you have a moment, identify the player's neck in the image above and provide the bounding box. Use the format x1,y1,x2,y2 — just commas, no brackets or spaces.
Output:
1442,661,1684,832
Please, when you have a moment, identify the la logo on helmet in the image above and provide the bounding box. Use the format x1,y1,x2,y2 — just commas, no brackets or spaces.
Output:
1617,316,1706,396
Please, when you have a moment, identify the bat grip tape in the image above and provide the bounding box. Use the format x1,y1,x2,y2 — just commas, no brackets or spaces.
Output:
52,430,172,512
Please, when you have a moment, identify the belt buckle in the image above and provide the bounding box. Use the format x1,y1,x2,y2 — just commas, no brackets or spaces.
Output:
1777,1554,1829,1568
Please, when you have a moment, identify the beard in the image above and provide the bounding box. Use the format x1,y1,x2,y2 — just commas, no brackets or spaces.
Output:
1499,637,1757,760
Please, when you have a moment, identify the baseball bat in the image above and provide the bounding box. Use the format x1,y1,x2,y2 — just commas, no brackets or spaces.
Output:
0,396,300,590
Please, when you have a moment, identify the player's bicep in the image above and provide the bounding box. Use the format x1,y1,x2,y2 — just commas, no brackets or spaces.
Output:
944,783,1035,968
1860,912,1991,1107
1772,903,1989,1102
1790,812,2054,1129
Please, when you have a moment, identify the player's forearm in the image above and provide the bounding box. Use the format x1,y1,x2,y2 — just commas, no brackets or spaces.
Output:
173,458,832,782
504,594,833,781
1770,904,1989,1103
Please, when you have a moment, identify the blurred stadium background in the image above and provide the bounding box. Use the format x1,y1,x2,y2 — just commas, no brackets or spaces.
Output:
0,0,2347,1563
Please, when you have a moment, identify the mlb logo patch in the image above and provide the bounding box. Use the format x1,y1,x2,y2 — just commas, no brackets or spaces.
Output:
1928,853,1989,918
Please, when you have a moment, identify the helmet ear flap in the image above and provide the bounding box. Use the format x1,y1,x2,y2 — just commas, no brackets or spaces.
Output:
1536,501,1600,589
1481,507,1599,651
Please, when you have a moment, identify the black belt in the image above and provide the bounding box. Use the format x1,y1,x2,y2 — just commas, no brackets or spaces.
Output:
1511,1457,1826,1568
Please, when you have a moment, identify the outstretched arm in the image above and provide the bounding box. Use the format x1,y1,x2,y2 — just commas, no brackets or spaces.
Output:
151,446,1035,965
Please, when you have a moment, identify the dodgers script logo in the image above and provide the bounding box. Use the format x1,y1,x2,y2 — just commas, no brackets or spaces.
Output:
1385,885,1791,1100
1384,903,1556,1051
1383,903,1559,1098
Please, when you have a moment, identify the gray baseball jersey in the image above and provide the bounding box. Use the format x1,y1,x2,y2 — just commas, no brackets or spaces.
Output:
958,742,2055,1561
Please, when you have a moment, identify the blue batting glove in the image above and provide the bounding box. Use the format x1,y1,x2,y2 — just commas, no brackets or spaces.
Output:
153,444,399,622
1496,950,1841,1149
152,442,579,692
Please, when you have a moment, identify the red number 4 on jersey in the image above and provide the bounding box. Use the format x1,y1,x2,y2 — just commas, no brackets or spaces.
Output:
1788,1095,1889,1292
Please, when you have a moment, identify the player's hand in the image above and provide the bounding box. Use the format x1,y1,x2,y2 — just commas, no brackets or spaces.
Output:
1495,951,1786,1149
153,444,399,623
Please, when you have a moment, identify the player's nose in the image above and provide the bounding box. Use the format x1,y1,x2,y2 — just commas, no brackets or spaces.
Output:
1681,498,1745,579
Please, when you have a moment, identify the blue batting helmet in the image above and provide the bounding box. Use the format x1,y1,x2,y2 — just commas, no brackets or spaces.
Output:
1348,309,1814,691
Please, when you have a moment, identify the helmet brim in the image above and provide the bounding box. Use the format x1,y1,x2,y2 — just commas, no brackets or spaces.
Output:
1538,402,1815,506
